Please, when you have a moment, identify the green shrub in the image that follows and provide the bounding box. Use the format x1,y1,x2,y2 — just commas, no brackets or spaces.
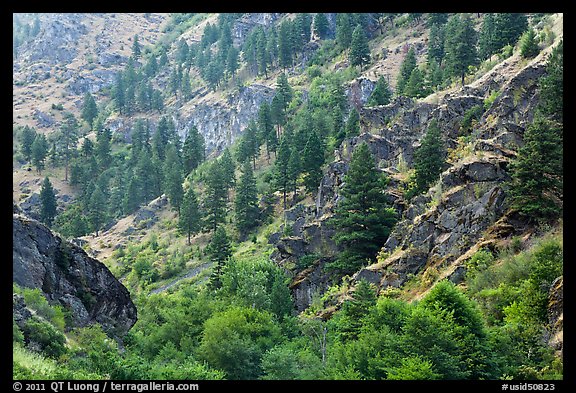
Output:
22,316,67,359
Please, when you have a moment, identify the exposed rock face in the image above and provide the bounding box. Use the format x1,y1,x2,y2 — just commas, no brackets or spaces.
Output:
13,213,137,336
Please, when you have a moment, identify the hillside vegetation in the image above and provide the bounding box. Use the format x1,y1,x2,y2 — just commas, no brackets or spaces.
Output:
13,12,563,382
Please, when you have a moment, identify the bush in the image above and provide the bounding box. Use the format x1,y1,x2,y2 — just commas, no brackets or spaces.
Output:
22,316,67,359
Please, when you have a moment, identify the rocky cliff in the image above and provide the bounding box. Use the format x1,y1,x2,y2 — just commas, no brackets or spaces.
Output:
13,209,137,336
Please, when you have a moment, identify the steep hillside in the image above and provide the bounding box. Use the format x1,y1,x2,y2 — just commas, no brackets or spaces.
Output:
13,12,563,382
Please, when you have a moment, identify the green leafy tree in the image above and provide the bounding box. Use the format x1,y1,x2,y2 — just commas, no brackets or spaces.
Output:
179,185,202,245
39,177,57,227
234,161,259,236
349,24,371,68
328,142,397,274
508,115,562,222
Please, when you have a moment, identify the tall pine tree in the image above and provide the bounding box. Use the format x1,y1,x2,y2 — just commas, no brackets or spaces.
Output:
235,161,259,236
329,142,397,274
40,176,57,228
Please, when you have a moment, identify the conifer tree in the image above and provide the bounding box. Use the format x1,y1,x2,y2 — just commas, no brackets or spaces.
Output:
508,115,562,222
234,162,259,236
31,133,49,174
396,47,417,96
274,136,291,210
164,145,184,214
336,13,353,50
539,41,563,123
59,112,79,182
220,148,236,192
89,185,106,236
20,125,37,162
179,184,202,245
328,142,397,274
314,13,330,39
409,119,446,198
131,34,141,59
519,28,539,59
182,125,205,173
40,176,57,228
81,92,98,129
478,13,497,60
345,108,360,137
405,67,426,98
204,160,228,231
350,24,371,69
367,76,392,106
207,226,232,289
444,14,478,86
302,131,324,194
258,102,277,161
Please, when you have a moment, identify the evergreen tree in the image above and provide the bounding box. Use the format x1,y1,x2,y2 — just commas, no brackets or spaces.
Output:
81,92,98,129
237,120,260,170
163,145,184,214
258,102,277,161
278,20,293,70
274,136,291,210
367,76,392,106
276,72,293,114
39,176,57,228
427,13,449,27
113,73,125,114
519,28,539,59
336,13,353,50
539,41,563,123
444,14,478,86
302,131,324,194
31,133,49,174
95,127,112,170
409,119,446,197
345,108,361,137
59,112,79,182
220,148,236,192
204,160,228,231
81,137,94,157
404,67,426,98
396,47,417,96
508,115,563,222
182,125,205,173
207,226,232,289
234,162,259,236
349,24,371,69
89,186,107,236
328,142,397,274
131,34,141,59
331,279,377,342
493,13,528,52
226,46,239,79
478,13,497,60
20,125,37,162
427,23,445,65
179,184,202,245
314,13,330,39
287,144,300,201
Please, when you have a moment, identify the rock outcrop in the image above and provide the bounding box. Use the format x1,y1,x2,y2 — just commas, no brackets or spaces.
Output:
13,212,137,336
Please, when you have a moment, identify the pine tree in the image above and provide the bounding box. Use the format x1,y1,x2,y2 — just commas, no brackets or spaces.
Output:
519,28,539,59
81,92,98,129
220,148,236,192
314,13,330,39
478,13,497,60
179,184,202,245
273,136,291,209
493,13,528,52
258,102,277,161
328,142,397,274
404,67,426,98
508,115,562,222
367,76,392,106
427,23,445,65
409,119,446,197
163,145,184,214
39,176,57,227
396,47,417,96
131,34,141,59
444,14,478,86
89,185,106,236
302,131,324,194
204,160,228,231
95,127,112,170
226,46,239,79
336,13,353,50
539,41,563,123
59,112,79,182
345,108,360,137
237,120,260,170
235,162,259,236
349,24,371,69
182,125,205,173
278,20,293,70
20,125,37,161
31,133,48,174
207,225,232,289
